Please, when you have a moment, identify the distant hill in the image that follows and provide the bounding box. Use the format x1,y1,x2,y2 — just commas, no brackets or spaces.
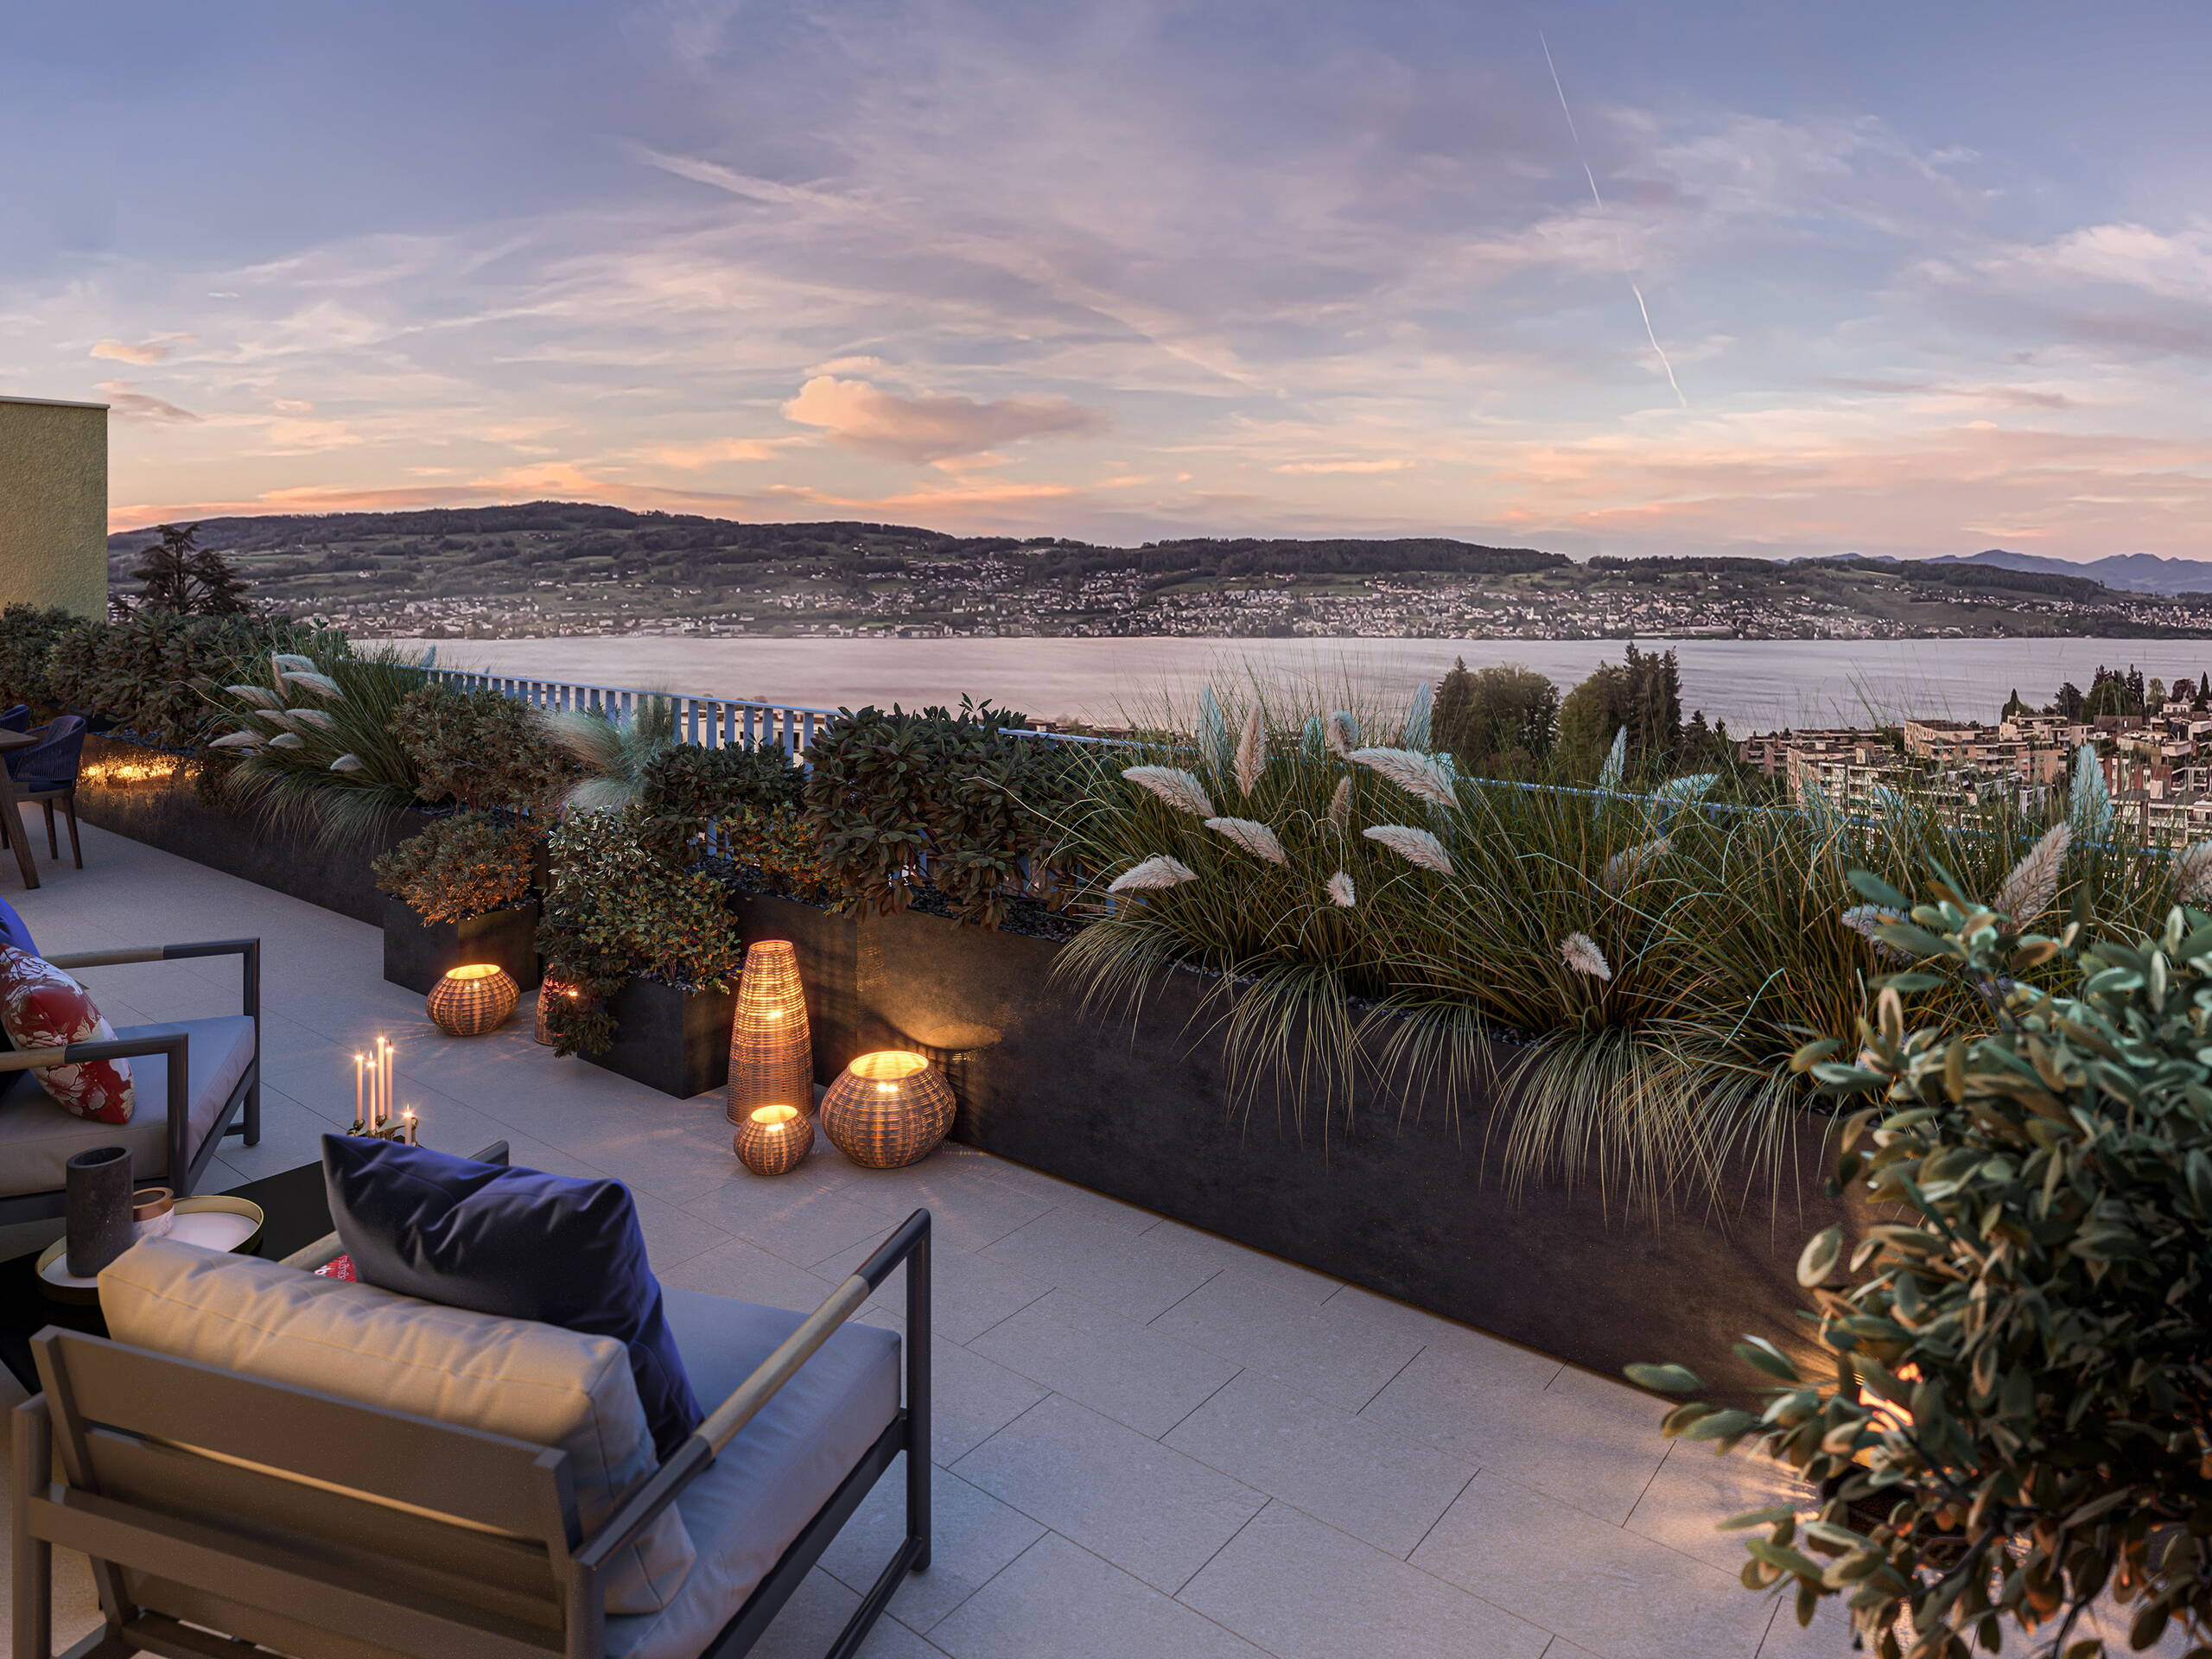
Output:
1927,548,2212,597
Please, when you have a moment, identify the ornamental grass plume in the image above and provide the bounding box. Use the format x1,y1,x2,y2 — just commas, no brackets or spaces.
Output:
1205,817,1288,865
1840,903,1909,963
1559,931,1611,980
1325,710,1359,757
1347,747,1455,807
1993,822,2069,922
1325,870,1355,906
1362,823,1452,874
1106,855,1198,893
1234,706,1265,798
1123,765,1217,819
1326,776,1352,834
1601,836,1670,894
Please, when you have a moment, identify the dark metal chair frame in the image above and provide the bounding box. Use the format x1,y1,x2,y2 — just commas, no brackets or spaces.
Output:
0,715,88,870
10,1205,932,1659
0,939,261,1227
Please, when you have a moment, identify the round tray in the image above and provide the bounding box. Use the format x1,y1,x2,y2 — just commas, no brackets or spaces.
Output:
36,1195,265,1303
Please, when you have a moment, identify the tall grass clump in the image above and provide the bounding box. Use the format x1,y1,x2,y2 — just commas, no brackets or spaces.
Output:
1053,680,2212,1214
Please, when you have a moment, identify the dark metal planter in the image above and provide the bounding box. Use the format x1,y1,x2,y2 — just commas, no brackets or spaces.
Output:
587,976,736,1099
381,898,543,995
72,736,411,925
730,890,1855,1395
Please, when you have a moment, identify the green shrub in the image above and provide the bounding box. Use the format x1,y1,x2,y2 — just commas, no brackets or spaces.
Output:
1637,859,2212,1659
535,807,745,1055
47,610,334,747
636,740,831,897
0,604,81,709
370,810,534,925
804,702,1086,926
388,681,572,811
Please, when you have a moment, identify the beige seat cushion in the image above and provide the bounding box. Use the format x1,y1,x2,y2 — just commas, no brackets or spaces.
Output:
605,1287,902,1659
101,1236,696,1616
0,1015,254,1198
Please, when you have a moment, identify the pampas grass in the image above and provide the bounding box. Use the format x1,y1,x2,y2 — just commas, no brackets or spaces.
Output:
1123,766,1217,819
1348,747,1456,807
1234,706,1265,797
1560,931,1611,980
2175,839,2212,903
1206,817,1288,864
1108,855,1198,893
1601,836,1670,893
1326,776,1352,834
1327,870,1356,906
1993,823,2069,922
1363,823,1453,874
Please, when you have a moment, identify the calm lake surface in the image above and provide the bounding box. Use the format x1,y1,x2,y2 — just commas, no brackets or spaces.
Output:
391,636,2212,733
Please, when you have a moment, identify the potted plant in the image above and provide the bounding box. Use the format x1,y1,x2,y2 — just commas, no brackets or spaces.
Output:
372,810,542,993
537,806,746,1097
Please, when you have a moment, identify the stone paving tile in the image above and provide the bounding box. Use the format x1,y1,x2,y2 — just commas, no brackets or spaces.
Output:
817,1458,1045,1634
1136,1218,1343,1302
925,1535,1268,1659
1164,1370,1475,1557
1409,1473,1774,1659
1179,1502,1552,1659
1148,1270,1426,1412
1627,1442,1808,1575
979,1209,1224,1322
741,1568,948,1658
811,1235,1052,1345
965,1291,1239,1437
953,1395,1265,1593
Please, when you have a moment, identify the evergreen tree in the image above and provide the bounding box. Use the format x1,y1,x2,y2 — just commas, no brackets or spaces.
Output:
2001,688,2028,720
2052,682,2084,719
187,541,251,614
2126,666,2146,715
1433,659,1558,779
1557,646,1685,780
2150,677,2167,709
130,524,200,611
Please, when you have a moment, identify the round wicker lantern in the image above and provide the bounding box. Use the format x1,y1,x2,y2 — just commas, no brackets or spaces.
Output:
820,1052,955,1169
427,964,518,1037
726,940,812,1125
733,1103,814,1177
535,978,583,1046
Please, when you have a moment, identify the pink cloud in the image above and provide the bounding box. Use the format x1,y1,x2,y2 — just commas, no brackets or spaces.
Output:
783,375,1108,464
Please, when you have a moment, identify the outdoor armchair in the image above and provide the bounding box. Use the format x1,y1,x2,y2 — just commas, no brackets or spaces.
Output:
10,1208,932,1659
0,715,87,868
0,938,260,1225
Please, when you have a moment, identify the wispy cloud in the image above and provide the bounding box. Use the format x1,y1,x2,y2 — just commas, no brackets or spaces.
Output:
782,375,1108,464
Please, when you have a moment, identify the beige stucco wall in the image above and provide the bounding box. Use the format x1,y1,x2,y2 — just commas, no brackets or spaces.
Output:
0,395,108,618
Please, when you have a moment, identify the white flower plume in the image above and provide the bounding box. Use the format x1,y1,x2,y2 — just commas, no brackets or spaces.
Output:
1234,706,1265,798
1993,824,2069,923
1348,747,1456,807
1205,817,1288,865
1123,766,1217,819
1325,710,1359,757
1107,855,1198,893
1601,836,1671,894
1840,905,1909,963
1560,932,1612,981
2174,839,2212,903
1326,870,1356,906
1326,776,1352,834
1363,824,1452,874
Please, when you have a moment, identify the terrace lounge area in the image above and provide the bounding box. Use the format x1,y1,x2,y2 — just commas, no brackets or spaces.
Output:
0,817,1830,1659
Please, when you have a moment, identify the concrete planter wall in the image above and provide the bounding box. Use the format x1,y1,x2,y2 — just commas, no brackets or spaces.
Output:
72,736,412,925
381,899,542,995
587,976,735,1099
733,891,1852,1392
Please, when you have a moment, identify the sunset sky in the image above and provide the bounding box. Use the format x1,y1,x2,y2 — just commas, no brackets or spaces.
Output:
7,1,2210,559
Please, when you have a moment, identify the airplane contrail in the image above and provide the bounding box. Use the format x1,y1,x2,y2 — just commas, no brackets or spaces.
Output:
1539,31,1687,408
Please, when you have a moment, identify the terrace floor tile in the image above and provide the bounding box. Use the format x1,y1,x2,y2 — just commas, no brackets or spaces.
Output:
925,1535,1268,1659
952,1395,1266,1593
1162,1371,1476,1558
978,1209,1224,1322
964,1291,1240,1438
817,1458,1046,1634
1146,1271,1426,1412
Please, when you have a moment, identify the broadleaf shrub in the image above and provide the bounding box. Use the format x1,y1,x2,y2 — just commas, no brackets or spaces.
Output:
388,682,572,811
804,702,1085,926
535,807,745,1055
47,610,336,747
0,604,83,709
1643,867,2212,1657
370,810,534,925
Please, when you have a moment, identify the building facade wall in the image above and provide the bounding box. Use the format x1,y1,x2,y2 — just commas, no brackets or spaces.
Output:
0,395,108,618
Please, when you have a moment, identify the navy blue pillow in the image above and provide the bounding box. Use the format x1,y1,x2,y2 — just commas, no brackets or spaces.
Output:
321,1136,702,1460
0,897,35,957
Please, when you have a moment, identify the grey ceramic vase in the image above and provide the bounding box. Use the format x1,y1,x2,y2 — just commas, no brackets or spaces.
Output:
64,1145,137,1278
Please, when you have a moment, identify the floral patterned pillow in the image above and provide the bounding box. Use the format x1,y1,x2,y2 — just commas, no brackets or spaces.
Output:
0,945,133,1123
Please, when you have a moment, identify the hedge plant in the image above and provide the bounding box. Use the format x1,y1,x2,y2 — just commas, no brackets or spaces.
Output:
804,702,1085,926
0,604,82,710
1637,859,2212,1658
388,681,572,812
370,810,535,925
535,807,746,1055
639,740,831,899
48,610,334,747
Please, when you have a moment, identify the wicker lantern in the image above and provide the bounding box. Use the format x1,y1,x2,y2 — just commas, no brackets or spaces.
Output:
427,964,518,1037
726,940,811,1126
535,978,583,1046
820,1052,955,1169
733,1103,814,1177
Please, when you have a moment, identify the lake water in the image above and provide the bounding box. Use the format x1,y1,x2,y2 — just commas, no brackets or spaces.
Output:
388,635,2212,733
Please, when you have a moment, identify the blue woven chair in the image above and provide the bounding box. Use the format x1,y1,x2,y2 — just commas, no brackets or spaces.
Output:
0,704,29,734
3,715,86,868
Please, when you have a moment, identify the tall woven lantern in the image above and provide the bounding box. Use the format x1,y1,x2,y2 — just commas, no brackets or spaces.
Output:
725,940,812,1126
820,1052,955,1169
427,964,518,1037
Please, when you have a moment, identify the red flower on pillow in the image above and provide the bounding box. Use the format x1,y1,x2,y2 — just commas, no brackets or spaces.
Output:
0,945,134,1123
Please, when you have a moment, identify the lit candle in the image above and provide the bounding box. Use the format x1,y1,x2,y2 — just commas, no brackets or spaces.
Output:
402,1108,416,1146
353,1052,365,1129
